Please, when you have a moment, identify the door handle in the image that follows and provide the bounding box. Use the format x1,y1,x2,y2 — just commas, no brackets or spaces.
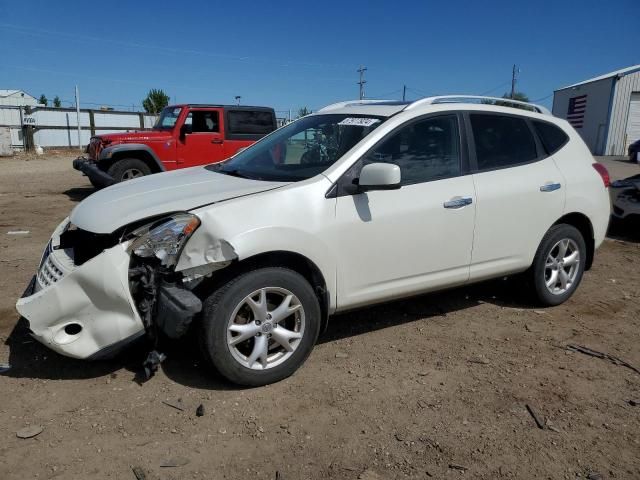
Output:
540,182,561,192
211,139,224,144
443,197,473,209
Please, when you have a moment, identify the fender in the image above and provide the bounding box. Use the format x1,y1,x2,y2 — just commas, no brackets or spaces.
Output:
99,143,165,172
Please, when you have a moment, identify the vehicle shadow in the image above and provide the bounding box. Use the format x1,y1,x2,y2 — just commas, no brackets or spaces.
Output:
606,217,640,243
2,277,535,390
63,187,95,202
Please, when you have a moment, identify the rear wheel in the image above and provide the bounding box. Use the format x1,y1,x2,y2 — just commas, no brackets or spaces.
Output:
529,224,587,306
107,158,151,183
199,268,321,386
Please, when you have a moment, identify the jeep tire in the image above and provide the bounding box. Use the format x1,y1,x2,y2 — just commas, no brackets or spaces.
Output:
107,158,151,183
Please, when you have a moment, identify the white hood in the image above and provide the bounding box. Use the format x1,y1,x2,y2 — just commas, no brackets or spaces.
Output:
70,166,287,233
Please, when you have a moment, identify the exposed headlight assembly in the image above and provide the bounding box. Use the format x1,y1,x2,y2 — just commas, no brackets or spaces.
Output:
127,213,200,268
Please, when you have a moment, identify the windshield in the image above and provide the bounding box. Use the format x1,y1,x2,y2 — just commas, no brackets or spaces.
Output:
153,107,182,130
207,114,385,182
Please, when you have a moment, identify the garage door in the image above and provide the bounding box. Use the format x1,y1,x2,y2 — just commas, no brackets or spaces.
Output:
626,92,640,151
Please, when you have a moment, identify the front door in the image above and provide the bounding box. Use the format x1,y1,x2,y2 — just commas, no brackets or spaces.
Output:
177,108,224,167
332,114,476,310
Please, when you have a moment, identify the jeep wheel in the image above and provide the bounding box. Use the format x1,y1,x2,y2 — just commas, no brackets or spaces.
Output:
199,267,321,386
107,158,151,183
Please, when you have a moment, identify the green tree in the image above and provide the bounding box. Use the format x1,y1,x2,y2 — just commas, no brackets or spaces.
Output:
38,94,48,106
53,96,62,108
297,107,311,118
142,89,170,114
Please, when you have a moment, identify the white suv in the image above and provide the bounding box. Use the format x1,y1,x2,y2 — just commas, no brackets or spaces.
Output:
16,96,611,386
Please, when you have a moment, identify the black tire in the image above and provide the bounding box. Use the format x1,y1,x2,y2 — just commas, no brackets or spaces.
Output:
199,267,321,386
529,224,587,306
107,158,151,183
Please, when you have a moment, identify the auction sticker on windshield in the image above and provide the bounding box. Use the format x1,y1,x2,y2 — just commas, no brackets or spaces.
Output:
338,118,381,127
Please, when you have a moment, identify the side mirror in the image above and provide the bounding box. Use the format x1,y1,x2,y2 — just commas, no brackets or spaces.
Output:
356,162,401,192
179,123,192,139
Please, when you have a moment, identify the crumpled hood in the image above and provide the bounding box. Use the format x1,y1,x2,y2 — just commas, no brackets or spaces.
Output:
70,166,287,233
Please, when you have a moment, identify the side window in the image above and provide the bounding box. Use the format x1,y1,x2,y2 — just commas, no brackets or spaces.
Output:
228,110,275,135
363,115,461,185
470,114,537,170
187,111,219,133
533,121,569,155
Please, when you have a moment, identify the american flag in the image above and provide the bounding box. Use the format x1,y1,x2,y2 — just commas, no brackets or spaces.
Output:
567,95,587,129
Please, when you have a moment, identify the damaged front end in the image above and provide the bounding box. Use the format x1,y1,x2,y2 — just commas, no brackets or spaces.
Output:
16,213,237,364
611,174,640,220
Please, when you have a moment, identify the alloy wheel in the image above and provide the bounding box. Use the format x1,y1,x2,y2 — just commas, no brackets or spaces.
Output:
544,238,580,295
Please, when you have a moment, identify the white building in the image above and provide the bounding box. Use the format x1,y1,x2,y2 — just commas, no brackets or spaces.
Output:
0,89,38,107
552,65,640,155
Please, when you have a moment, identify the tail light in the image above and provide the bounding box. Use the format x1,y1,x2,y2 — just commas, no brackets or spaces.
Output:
592,163,610,188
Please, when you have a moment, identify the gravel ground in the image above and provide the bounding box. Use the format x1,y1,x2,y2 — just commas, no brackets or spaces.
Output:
0,152,639,480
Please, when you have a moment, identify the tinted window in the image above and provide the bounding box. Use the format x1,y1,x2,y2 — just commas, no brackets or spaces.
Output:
363,115,460,185
470,114,537,170
228,110,275,135
533,121,569,155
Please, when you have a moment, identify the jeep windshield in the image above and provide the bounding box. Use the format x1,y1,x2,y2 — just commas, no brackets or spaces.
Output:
208,114,385,182
153,107,182,130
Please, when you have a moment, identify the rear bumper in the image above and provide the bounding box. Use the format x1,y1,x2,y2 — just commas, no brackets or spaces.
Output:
73,157,115,188
15,220,145,359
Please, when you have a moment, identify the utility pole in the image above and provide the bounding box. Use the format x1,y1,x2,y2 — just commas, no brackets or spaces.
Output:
357,65,367,100
75,85,82,151
402,85,407,102
235,96,241,105
510,64,518,99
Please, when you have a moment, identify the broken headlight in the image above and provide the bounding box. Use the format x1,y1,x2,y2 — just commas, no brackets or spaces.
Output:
127,213,200,268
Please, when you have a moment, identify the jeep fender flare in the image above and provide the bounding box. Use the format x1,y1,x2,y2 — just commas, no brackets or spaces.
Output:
99,144,165,172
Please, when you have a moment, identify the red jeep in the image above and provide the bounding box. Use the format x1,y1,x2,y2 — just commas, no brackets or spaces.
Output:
73,104,277,187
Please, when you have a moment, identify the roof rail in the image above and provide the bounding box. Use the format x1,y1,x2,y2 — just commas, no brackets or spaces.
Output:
404,95,551,115
317,99,404,112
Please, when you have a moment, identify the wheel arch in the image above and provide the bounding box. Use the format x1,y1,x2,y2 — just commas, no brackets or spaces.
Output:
553,212,595,270
99,144,165,173
195,250,331,334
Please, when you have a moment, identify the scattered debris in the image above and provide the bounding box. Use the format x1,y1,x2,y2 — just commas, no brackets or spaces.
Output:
358,469,383,479
141,350,166,381
335,352,349,359
160,457,189,467
0,363,10,374
525,404,545,429
275,471,283,480
467,358,489,365
586,473,603,480
627,399,638,407
566,344,640,376
16,425,44,439
162,398,185,412
131,466,147,480
532,310,547,315
7,230,30,235
196,404,205,417
449,463,468,471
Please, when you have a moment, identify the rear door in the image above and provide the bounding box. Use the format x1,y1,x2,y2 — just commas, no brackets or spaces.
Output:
176,108,224,167
224,109,277,159
467,112,565,281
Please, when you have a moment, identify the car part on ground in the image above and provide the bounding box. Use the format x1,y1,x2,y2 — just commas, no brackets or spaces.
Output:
17,95,611,386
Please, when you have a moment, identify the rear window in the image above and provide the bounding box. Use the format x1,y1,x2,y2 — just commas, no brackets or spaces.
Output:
470,114,537,170
533,121,569,155
227,110,275,135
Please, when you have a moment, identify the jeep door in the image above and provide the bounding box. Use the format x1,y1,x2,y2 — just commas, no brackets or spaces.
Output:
466,112,566,281
177,108,225,167
332,114,476,310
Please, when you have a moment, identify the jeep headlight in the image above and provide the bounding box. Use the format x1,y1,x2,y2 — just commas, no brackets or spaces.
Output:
127,213,200,267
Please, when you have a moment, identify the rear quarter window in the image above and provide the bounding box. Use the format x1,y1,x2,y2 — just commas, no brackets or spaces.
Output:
533,121,569,155
227,110,275,135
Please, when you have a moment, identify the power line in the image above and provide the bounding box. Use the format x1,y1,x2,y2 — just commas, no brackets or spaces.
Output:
479,81,511,96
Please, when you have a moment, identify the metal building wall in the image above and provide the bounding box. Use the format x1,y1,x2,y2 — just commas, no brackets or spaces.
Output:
552,78,613,155
605,70,640,155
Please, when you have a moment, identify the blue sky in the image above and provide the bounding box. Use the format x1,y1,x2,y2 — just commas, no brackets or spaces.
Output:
0,0,638,115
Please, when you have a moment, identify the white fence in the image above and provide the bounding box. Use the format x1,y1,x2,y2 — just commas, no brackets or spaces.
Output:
0,106,158,149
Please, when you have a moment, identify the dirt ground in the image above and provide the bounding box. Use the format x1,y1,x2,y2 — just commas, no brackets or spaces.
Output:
0,152,639,480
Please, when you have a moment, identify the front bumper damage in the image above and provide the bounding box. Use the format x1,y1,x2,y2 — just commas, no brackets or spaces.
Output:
610,174,640,220
73,156,115,188
14,217,225,361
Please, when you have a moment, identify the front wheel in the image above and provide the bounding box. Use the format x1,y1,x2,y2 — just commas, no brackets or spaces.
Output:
199,268,321,386
530,224,587,306
107,158,151,183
